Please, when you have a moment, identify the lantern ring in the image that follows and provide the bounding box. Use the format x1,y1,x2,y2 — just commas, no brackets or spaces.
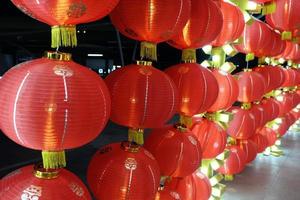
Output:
34,164,60,180
44,51,72,61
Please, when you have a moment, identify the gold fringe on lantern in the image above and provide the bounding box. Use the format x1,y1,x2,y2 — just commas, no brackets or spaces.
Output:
224,175,234,181
34,164,60,179
241,102,252,110
281,31,292,40
212,47,226,68
245,53,255,62
182,49,197,63
179,115,193,128
262,1,277,15
42,150,66,169
51,25,77,48
140,41,157,61
128,128,144,145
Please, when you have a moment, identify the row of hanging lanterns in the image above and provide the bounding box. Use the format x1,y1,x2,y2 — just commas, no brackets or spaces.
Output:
0,0,300,200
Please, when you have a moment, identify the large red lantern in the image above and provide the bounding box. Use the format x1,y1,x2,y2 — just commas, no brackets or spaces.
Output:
0,164,91,199
250,133,268,153
87,142,160,200
259,127,278,147
105,62,178,129
191,118,227,159
211,0,245,47
168,0,223,51
144,125,202,178
266,0,300,37
165,63,218,116
237,140,258,163
110,0,190,61
208,69,239,112
155,189,181,200
11,0,120,48
218,145,247,175
165,170,212,200
235,70,266,103
227,106,256,139
0,52,110,169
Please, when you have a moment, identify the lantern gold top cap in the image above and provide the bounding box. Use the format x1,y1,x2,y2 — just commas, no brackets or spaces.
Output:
121,141,140,153
44,51,72,61
33,163,60,179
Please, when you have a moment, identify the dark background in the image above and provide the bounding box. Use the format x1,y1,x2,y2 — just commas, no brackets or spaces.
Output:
0,0,261,196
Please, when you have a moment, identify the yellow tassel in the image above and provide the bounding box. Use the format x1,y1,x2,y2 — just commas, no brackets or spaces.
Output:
140,41,157,61
281,31,292,40
179,115,193,128
246,53,255,62
51,25,77,48
212,47,226,68
182,49,196,63
224,175,234,181
42,151,66,169
262,1,277,15
128,128,144,145
241,102,252,110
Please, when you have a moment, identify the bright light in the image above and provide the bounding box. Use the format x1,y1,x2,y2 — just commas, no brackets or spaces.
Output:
87,54,103,57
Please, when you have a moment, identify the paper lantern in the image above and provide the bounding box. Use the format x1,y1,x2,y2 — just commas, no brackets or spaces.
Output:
282,68,298,88
250,133,268,153
11,0,120,48
261,98,280,122
144,124,202,178
0,52,110,169
268,66,286,90
250,103,265,129
259,127,277,147
208,69,239,112
253,66,280,93
267,32,287,57
168,0,223,51
155,189,181,200
218,145,247,175
212,0,245,47
266,0,300,37
292,92,300,107
87,142,160,200
277,93,295,115
277,116,290,137
105,62,178,129
165,170,212,200
227,106,256,139
110,0,190,61
237,140,258,163
0,164,91,200
165,63,218,116
286,112,297,127
235,70,266,103
191,118,227,159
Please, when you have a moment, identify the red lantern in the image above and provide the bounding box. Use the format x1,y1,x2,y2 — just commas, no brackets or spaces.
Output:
0,52,110,169
237,140,258,163
235,70,266,103
11,0,120,48
144,125,202,178
165,63,218,116
227,106,256,139
218,145,247,175
267,32,287,57
165,170,212,200
105,63,178,129
276,93,295,115
261,98,280,122
286,112,297,127
87,142,160,200
282,68,298,88
250,103,265,129
212,0,245,47
168,0,223,50
259,127,277,147
155,189,181,200
250,133,268,153
277,117,290,137
266,0,300,37
0,164,91,200
208,69,239,112
110,0,190,60
191,118,227,159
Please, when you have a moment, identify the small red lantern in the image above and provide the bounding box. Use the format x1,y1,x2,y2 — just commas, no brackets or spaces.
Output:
277,117,290,137
208,69,239,112
235,70,266,103
144,125,202,178
165,63,218,116
250,133,268,153
237,140,258,163
276,93,295,115
11,0,120,48
0,52,111,169
227,106,256,139
191,118,227,159
87,142,160,200
110,0,190,61
0,164,91,200
168,0,223,50
250,103,265,129
259,127,278,147
155,189,181,200
282,68,298,88
105,62,178,129
212,0,245,47
261,98,280,122
218,145,247,175
165,170,212,200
